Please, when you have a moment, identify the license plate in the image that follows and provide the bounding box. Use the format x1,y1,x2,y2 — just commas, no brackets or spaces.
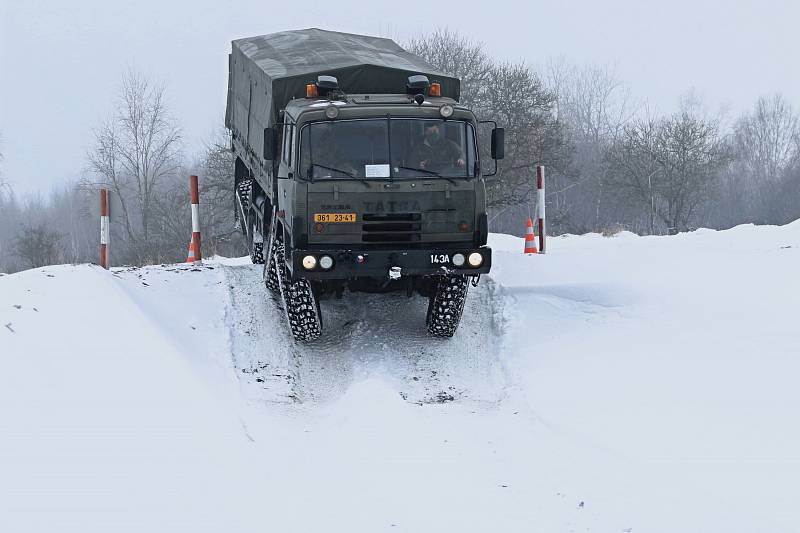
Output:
314,213,357,223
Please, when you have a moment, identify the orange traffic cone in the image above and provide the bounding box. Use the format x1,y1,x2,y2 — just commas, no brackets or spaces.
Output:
186,238,196,263
524,217,538,254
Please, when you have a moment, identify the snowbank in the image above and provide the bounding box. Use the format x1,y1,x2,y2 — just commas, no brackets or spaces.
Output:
1,223,799,532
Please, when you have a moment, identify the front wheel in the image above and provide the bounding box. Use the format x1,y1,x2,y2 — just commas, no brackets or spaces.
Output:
426,275,470,338
275,239,322,342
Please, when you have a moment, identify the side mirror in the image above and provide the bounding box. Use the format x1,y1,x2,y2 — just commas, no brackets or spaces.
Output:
491,128,505,160
263,127,278,160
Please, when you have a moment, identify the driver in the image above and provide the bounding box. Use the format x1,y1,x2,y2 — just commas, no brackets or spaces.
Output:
408,122,465,173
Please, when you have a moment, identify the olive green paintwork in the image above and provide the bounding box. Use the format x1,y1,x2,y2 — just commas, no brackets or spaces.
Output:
292,99,481,231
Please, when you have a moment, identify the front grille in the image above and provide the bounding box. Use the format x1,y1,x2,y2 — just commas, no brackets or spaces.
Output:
362,213,420,222
362,212,421,243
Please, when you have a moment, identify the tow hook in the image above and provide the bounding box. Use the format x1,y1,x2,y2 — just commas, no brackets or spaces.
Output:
389,266,402,280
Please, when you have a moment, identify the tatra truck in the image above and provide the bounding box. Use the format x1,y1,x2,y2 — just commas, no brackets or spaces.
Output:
226,29,505,341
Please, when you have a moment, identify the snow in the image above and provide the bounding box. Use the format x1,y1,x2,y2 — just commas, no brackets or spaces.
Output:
2,223,799,532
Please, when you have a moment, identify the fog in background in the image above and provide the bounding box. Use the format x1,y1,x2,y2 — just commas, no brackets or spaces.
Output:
1,0,797,194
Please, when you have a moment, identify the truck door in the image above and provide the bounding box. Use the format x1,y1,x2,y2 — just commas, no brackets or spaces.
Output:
277,121,297,235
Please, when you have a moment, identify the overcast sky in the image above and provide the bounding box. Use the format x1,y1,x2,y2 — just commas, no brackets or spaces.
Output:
1,0,797,195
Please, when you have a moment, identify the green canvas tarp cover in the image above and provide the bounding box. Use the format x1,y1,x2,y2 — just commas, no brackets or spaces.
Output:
226,28,460,149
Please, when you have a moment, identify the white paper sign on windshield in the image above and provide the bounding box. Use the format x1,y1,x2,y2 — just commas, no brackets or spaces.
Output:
365,164,390,178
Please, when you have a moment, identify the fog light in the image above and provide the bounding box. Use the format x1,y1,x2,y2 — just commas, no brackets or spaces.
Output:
439,104,454,118
319,255,334,270
468,252,483,267
452,253,465,267
302,255,317,270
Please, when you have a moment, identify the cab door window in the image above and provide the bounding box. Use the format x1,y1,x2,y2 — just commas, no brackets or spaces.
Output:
282,123,293,165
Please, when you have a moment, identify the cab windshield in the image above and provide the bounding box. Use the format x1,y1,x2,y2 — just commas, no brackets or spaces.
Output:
298,118,477,179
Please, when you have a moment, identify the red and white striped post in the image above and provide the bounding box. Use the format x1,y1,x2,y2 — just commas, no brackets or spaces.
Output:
99,188,109,269
189,175,202,265
536,165,546,254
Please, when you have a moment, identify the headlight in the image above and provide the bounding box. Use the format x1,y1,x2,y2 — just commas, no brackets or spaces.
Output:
468,252,483,267
302,255,317,270
325,105,339,119
319,255,334,270
452,253,465,267
439,104,454,118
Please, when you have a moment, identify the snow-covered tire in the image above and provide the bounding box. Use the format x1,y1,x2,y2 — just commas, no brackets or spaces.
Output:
276,240,322,342
236,179,252,213
250,241,265,264
248,220,265,264
238,179,264,265
265,236,280,293
426,275,470,338
236,179,252,236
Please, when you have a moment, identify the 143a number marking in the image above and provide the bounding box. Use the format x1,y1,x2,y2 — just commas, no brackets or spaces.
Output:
430,254,449,264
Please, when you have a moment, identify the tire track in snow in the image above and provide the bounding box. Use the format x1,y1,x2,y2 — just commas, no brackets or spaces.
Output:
222,263,509,407
223,264,300,405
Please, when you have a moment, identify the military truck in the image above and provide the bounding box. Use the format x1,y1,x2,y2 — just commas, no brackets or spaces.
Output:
225,29,504,341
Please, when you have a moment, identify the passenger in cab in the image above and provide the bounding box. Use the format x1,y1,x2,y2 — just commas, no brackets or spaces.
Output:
408,122,465,174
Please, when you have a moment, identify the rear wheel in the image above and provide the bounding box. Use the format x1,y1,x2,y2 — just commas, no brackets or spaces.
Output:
426,275,470,338
248,223,265,264
235,179,252,233
238,179,265,265
275,238,322,342
264,235,281,293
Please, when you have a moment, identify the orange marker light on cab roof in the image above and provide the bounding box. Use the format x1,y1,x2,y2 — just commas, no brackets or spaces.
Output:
306,83,318,98
429,82,441,97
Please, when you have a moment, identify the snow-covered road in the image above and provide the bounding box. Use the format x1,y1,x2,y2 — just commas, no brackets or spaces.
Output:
224,260,507,406
2,223,799,532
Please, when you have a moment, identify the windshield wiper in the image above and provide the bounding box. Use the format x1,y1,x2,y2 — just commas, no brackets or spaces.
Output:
311,163,356,178
310,163,370,187
397,166,458,184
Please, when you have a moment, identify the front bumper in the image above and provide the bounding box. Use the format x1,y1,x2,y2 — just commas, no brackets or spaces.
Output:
288,246,492,279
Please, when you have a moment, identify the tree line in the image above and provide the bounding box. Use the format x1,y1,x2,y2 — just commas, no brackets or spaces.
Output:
410,30,800,236
1,31,798,273
0,70,245,273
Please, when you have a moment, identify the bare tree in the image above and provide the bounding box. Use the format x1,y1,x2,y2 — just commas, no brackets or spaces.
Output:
87,69,181,264
774,163,800,224
735,95,799,180
605,118,662,234
138,130,245,263
544,59,639,232
607,112,731,234
14,223,63,269
407,31,570,234
194,130,246,257
483,61,568,210
547,60,635,144
658,113,731,233
726,94,800,224
406,29,493,109
0,177,17,273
